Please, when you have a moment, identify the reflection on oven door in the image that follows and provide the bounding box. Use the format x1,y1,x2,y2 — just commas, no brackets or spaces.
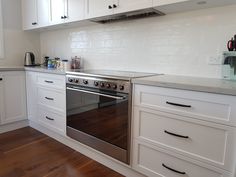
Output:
66,89,128,150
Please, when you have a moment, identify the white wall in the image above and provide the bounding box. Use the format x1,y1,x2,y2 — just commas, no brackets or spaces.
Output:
40,5,236,78
0,0,40,66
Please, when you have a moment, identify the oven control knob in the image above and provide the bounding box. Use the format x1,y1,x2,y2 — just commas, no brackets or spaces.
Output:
68,78,73,82
83,80,88,85
106,83,111,88
74,79,79,83
94,81,99,86
119,85,124,90
100,82,105,87
112,84,117,89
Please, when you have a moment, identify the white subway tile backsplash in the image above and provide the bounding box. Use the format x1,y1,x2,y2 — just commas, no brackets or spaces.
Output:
40,5,236,78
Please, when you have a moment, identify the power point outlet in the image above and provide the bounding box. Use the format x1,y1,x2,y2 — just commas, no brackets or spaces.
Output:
207,56,222,65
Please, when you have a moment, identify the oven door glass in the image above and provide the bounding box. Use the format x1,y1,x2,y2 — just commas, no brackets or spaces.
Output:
66,85,129,150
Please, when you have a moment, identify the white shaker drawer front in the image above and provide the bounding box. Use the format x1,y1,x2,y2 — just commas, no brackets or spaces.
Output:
37,88,65,112
37,73,65,90
134,85,236,126
38,105,66,135
133,142,232,177
133,107,236,171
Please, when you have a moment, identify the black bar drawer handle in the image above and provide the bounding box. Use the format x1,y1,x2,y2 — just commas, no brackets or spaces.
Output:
0,78,2,81
46,116,54,121
45,80,54,84
32,22,37,25
162,163,186,175
45,97,54,101
166,101,191,108
164,130,189,139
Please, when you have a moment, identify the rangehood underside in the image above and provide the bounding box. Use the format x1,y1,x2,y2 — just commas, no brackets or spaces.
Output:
89,8,165,24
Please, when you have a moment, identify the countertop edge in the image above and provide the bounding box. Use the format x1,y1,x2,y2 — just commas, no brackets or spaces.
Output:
0,67,25,71
24,67,66,75
132,76,236,96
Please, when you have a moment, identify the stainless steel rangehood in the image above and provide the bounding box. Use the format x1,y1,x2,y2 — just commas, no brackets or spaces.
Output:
90,8,165,24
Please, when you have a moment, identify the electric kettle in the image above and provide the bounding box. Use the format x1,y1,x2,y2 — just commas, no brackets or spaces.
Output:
24,52,36,66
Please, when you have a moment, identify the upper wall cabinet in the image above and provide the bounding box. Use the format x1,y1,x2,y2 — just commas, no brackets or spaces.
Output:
50,0,85,25
153,0,236,14
85,0,114,19
113,0,152,14
22,0,50,30
85,0,152,19
153,0,189,7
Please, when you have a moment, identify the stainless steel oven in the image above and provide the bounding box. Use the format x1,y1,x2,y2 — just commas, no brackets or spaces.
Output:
66,75,131,164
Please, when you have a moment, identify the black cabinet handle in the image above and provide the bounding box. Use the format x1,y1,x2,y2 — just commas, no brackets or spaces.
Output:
45,97,54,101
164,130,189,139
64,16,68,19
44,80,54,84
108,5,112,9
162,163,186,175
61,16,65,19
32,22,37,25
113,4,117,8
0,78,2,81
166,101,191,108
46,116,54,121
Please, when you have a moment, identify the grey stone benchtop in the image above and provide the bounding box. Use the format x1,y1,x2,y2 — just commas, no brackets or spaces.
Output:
132,74,236,96
24,66,67,75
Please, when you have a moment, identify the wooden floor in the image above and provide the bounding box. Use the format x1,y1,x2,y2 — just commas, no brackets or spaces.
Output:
0,127,124,177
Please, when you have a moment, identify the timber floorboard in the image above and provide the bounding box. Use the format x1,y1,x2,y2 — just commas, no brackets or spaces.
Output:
0,127,124,177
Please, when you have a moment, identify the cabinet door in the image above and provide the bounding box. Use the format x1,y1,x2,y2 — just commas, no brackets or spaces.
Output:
26,72,37,122
0,72,27,125
85,0,113,19
153,0,190,6
50,0,65,24
65,0,85,22
22,0,38,30
114,0,152,14
37,0,50,27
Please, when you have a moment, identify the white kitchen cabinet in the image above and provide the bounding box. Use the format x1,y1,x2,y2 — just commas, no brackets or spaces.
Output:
86,0,114,19
86,0,152,19
37,0,50,27
22,0,37,30
50,0,65,25
0,72,27,125
50,0,85,25
26,71,66,135
114,0,152,14
132,84,236,177
66,0,85,23
22,0,50,30
153,0,190,7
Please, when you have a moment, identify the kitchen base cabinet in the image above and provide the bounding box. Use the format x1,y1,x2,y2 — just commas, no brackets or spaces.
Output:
132,84,236,177
0,71,27,125
26,71,66,136
133,141,233,177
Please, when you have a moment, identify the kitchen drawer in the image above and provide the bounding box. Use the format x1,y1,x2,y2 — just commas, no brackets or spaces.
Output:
133,107,236,171
37,73,65,90
133,141,233,177
37,105,66,135
37,87,65,113
134,85,236,126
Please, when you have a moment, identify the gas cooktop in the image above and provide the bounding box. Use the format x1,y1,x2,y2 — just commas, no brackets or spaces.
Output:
66,69,158,80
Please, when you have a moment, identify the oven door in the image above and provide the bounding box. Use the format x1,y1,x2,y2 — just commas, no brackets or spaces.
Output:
66,85,130,164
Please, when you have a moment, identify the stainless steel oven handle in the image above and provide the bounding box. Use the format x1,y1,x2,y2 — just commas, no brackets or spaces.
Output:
67,87,127,100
